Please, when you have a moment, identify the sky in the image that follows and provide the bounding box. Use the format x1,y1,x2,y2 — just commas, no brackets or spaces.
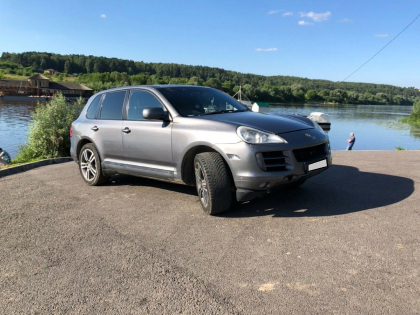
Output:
0,0,419,88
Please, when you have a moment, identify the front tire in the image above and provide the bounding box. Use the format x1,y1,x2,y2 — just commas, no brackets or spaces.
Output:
79,143,107,186
194,152,232,215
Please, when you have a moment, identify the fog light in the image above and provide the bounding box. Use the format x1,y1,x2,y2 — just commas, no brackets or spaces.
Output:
260,182,268,188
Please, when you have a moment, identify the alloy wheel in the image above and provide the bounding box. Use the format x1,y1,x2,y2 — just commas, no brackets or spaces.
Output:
195,162,209,207
80,149,97,181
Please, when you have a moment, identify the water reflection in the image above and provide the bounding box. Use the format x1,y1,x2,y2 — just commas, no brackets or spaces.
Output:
0,100,39,158
270,104,420,151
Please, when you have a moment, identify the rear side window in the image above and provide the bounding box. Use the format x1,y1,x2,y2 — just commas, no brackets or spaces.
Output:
127,90,164,121
99,91,126,120
86,95,102,119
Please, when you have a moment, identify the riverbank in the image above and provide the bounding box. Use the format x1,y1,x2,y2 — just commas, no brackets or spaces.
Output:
0,157,72,178
0,95,88,102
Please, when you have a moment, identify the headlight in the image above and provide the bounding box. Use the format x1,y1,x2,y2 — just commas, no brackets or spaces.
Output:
237,126,287,144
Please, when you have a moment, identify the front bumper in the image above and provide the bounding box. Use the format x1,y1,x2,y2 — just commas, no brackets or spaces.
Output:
215,129,332,201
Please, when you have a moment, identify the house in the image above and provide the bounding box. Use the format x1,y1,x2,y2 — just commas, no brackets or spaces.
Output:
44,69,57,76
0,74,93,97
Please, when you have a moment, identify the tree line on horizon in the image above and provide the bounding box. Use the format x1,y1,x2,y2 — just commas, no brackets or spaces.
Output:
1,51,419,105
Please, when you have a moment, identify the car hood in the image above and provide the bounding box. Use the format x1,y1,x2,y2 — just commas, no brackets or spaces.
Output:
196,111,314,134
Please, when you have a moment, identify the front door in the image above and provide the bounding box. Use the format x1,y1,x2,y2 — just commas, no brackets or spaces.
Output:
122,89,173,180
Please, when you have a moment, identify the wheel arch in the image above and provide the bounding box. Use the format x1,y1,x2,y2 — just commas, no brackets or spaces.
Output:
180,144,235,188
76,137,101,163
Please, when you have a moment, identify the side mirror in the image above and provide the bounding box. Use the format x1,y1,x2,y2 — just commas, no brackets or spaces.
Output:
143,107,167,120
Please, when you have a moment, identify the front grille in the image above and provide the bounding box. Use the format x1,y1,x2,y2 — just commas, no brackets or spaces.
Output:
293,143,326,162
259,151,291,172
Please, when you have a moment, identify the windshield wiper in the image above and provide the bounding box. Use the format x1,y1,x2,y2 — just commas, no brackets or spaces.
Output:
203,109,245,115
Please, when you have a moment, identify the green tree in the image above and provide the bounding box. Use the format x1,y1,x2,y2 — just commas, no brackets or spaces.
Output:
86,58,93,73
40,58,46,70
222,80,235,94
64,61,72,74
305,90,318,101
204,78,222,90
15,95,85,161
407,100,420,124
187,76,204,86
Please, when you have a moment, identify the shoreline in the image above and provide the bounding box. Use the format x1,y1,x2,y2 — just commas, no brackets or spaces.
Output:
0,95,89,102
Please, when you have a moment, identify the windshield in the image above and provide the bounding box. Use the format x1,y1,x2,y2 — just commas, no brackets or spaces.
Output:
156,86,247,116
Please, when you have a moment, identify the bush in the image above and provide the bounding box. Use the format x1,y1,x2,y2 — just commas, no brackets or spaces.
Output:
400,100,420,125
15,94,85,161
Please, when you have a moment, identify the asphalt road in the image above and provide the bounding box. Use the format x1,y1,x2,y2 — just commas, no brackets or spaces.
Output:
1,151,419,314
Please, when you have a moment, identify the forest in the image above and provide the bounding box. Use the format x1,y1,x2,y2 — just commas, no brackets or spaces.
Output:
1,51,419,105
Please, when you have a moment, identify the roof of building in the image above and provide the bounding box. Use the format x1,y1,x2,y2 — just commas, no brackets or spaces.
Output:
28,74,49,80
44,69,56,71
49,82,92,91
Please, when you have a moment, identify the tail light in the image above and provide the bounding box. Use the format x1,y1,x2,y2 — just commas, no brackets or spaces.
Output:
70,125,73,137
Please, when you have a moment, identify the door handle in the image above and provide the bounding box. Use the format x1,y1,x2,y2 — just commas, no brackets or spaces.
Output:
91,126,98,131
122,127,131,134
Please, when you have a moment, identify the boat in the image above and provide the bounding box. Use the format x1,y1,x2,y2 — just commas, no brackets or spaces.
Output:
306,112,331,131
233,85,253,109
251,102,270,113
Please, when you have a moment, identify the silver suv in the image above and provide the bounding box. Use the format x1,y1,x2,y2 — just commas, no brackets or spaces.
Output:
70,86,331,215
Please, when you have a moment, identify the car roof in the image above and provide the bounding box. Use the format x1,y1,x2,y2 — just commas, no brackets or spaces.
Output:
93,85,212,96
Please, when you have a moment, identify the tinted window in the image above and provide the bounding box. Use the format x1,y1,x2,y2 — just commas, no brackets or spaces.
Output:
99,91,126,120
86,95,102,119
156,87,246,116
128,90,164,121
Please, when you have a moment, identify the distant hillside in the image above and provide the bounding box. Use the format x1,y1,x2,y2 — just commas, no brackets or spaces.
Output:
1,51,419,105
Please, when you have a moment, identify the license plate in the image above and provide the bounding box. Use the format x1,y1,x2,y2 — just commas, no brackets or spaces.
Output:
308,159,327,171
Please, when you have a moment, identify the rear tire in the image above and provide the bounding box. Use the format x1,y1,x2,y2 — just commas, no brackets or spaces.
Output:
79,143,108,186
194,152,232,215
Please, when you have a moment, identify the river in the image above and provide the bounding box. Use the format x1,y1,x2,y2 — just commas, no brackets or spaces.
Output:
1,100,420,159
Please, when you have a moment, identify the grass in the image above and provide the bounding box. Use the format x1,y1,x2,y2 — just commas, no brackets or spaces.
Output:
3,73,30,81
0,157,44,169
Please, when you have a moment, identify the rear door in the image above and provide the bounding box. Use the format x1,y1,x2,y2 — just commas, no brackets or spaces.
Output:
90,90,127,172
121,89,174,180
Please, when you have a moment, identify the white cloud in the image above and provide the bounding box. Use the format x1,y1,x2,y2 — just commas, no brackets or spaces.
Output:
255,48,278,52
339,18,352,23
299,11,331,22
268,10,281,15
298,20,313,26
100,14,106,18
375,34,388,38
283,12,293,17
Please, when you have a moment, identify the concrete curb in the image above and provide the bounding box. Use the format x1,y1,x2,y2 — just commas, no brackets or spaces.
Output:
0,157,73,178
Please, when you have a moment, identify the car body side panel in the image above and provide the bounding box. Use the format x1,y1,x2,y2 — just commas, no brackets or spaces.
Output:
88,120,125,171
121,120,174,180
170,116,241,181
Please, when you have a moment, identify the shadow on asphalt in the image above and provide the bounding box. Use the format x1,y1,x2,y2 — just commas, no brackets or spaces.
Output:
108,174,197,196
224,164,415,218
106,164,414,218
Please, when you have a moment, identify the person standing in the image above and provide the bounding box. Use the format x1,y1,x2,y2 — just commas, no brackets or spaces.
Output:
346,133,356,150
0,148,11,165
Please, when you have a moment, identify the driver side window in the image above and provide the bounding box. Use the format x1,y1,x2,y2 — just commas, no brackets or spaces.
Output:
128,90,164,121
